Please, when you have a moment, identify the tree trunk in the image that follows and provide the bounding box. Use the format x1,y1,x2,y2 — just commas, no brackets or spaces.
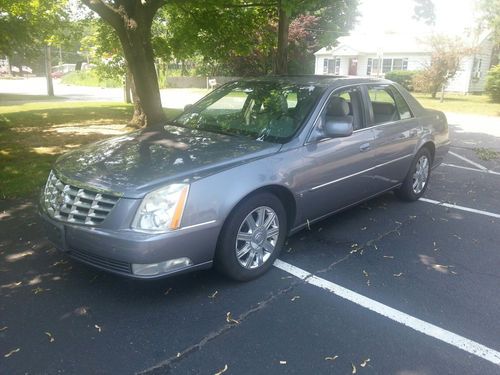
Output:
81,0,166,129
116,25,165,128
129,73,146,127
44,45,54,97
274,0,289,75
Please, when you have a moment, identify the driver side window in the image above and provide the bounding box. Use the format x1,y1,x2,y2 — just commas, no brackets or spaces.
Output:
309,86,363,142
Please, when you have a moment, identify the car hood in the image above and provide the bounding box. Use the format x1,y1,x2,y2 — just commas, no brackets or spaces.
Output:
54,125,281,198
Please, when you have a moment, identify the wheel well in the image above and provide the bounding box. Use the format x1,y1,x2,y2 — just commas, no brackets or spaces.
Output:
421,142,435,162
230,185,297,233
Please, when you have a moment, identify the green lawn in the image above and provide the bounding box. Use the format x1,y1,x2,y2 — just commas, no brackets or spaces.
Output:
413,93,500,117
0,98,180,199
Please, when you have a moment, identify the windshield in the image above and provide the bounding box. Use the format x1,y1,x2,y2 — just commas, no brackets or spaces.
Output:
172,81,325,143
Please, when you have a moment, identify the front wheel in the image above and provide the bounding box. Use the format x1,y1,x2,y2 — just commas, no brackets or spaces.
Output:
215,192,287,281
396,148,432,201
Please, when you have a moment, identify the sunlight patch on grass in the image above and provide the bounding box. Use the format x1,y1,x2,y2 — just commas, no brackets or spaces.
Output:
45,124,130,135
32,146,64,155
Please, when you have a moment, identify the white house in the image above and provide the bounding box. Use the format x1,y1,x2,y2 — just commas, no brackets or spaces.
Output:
314,31,495,94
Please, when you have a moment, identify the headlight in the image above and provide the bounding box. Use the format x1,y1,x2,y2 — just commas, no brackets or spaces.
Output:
132,184,189,232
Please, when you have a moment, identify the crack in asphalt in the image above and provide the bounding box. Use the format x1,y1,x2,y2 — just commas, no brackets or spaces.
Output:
137,280,300,374
138,217,416,374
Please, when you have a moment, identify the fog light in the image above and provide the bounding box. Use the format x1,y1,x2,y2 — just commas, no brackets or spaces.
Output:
132,257,193,276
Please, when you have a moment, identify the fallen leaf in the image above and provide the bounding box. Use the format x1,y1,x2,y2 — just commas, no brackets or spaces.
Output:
393,272,403,277
209,291,218,299
0,326,7,332
33,287,50,294
325,355,339,361
4,348,20,358
318,227,323,232
366,280,371,286
45,332,55,343
361,226,367,231
306,219,311,230
383,255,394,259
226,312,239,324
291,296,300,302
362,270,369,277
453,234,462,240
164,287,172,295
360,358,371,367
351,363,357,374
214,364,228,375
279,360,287,365
177,352,181,358
94,324,102,333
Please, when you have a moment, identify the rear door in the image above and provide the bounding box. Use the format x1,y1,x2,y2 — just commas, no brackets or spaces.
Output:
364,84,421,189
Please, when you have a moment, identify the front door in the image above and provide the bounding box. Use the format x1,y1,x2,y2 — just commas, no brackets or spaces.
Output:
348,58,358,75
293,86,382,224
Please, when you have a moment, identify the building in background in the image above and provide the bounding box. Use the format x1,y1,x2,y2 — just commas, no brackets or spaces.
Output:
314,31,494,94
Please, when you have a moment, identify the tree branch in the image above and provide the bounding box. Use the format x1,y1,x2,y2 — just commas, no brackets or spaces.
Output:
80,0,122,30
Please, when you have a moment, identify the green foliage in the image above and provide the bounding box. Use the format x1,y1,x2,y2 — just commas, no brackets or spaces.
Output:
61,70,122,88
413,0,436,26
385,70,418,91
478,0,500,49
485,65,500,103
0,0,73,65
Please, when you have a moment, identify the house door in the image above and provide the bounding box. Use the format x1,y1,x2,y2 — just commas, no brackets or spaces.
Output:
348,58,358,75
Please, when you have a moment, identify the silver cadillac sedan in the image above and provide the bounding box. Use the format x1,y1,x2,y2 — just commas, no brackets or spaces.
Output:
40,76,449,281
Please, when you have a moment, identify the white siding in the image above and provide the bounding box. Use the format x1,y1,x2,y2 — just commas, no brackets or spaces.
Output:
468,36,495,93
445,57,473,93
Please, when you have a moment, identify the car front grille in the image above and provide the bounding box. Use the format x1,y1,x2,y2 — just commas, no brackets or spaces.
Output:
43,171,120,226
69,248,132,274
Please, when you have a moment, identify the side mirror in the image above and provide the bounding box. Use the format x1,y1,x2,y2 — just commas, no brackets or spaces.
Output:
184,104,193,112
324,118,353,138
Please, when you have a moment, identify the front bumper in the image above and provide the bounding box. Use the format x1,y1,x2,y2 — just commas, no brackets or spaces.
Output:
39,206,220,279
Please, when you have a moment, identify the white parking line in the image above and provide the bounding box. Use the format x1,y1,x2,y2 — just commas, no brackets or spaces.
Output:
273,259,500,366
441,163,500,176
449,151,488,171
419,198,500,219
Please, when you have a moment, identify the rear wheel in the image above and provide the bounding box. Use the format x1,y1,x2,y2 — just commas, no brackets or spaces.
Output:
215,192,287,281
396,148,432,201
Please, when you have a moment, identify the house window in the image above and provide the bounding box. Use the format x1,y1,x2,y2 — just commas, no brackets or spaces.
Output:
323,58,340,75
382,59,392,73
367,58,382,75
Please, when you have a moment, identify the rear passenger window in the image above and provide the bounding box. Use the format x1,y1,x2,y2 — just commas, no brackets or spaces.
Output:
367,86,413,125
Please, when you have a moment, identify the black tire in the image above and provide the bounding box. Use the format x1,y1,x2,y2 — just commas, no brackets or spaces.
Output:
215,192,287,281
396,147,432,201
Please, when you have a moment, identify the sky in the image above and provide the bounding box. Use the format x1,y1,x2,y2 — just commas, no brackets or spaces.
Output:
354,0,480,37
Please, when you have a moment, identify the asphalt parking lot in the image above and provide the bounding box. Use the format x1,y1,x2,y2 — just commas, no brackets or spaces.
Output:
1,122,500,374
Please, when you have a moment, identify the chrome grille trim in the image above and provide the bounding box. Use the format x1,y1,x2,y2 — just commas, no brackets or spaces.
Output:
43,171,120,226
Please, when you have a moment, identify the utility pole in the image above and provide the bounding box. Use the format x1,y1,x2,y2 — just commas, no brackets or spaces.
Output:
44,45,54,96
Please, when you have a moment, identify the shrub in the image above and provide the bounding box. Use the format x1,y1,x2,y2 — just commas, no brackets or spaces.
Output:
385,70,418,91
485,65,500,103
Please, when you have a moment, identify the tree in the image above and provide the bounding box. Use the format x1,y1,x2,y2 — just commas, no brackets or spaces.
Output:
81,0,167,128
413,36,474,98
477,0,500,65
413,0,435,26
0,0,70,95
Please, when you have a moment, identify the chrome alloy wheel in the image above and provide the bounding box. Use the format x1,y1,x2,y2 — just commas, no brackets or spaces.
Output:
235,206,280,269
412,155,430,194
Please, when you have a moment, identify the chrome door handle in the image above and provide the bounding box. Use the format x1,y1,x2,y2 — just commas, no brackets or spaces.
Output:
359,143,371,152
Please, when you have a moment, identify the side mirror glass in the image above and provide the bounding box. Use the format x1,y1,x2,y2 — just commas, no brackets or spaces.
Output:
324,118,353,138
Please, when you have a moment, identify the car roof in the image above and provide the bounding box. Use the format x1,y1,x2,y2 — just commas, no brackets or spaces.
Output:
235,75,391,87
